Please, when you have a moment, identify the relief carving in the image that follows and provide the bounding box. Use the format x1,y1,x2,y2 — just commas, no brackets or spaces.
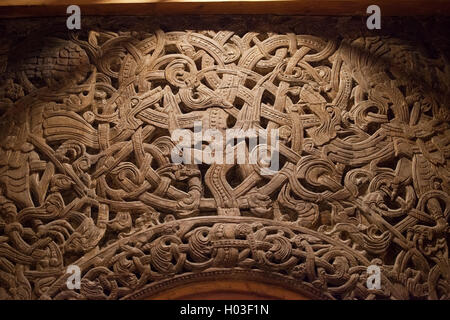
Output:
0,22,449,299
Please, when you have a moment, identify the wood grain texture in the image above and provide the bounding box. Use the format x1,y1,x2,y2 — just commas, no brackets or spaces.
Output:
148,279,310,299
0,18,449,299
0,0,449,18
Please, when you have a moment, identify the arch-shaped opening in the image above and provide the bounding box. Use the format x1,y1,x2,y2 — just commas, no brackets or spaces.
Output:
147,279,311,300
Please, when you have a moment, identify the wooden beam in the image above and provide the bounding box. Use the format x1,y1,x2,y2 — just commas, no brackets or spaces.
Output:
0,0,449,18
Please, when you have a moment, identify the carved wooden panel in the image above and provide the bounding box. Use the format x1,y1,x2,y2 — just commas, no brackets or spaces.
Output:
0,17,449,300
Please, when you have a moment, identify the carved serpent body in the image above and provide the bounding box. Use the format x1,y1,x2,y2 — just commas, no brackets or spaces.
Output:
0,25,448,300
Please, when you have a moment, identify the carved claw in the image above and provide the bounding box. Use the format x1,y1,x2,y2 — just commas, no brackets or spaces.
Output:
408,225,435,242
247,192,272,218
363,191,389,211
176,189,201,216
408,222,447,243
157,164,200,181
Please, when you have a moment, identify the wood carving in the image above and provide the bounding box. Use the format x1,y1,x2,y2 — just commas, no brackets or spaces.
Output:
0,20,449,299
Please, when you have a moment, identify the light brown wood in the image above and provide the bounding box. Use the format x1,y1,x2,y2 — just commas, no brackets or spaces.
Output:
0,16,449,300
0,0,449,17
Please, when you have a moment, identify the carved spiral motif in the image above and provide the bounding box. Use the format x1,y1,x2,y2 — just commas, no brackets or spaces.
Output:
0,26,449,300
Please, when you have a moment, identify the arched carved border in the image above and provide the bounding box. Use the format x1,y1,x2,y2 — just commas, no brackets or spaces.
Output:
42,217,398,300
137,276,313,300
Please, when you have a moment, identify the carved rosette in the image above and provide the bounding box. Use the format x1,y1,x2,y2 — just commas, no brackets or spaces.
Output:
0,25,449,300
